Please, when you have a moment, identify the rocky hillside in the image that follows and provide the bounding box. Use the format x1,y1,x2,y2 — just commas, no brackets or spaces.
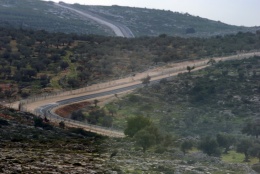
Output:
1,106,258,174
0,0,259,37
0,106,112,173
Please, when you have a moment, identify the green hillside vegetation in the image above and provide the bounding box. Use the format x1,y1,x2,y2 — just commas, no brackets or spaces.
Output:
0,0,259,37
0,27,260,99
107,57,260,135
98,57,260,163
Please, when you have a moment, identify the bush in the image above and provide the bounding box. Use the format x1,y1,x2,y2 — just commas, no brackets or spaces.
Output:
134,128,156,152
59,121,65,129
155,145,167,154
33,117,53,130
124,115,151,137
0,118,9,126
71,110,85,121
181,140,193,154
128,94,141,103
198,136,221,157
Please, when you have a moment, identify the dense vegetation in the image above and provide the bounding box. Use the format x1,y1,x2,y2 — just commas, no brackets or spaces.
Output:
0,27,260,100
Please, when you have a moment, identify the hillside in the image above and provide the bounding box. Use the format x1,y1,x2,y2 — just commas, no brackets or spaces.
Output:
0,106,111,173
0,0,113,35
72,4,259,37
0,105,257,173
0,0,259,37
0,27,260,100
107,57,260,135
92,56,260,173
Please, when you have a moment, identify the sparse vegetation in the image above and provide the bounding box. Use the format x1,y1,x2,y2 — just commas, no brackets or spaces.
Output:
0,26,260,99
104,56,260,171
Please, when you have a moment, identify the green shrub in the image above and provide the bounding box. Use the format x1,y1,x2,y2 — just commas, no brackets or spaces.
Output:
155,145,167,154
128,94,141,103
124,115,151,137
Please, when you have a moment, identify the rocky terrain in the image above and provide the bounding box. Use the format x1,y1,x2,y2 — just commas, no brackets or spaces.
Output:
0,106,258,174
0,107,110,173
104,138,258,174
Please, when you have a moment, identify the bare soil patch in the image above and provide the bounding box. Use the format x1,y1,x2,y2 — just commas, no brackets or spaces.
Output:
55,101,91,118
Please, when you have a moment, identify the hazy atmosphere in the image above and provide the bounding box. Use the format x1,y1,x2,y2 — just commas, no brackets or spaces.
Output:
44,0,260,27
1,0,260,173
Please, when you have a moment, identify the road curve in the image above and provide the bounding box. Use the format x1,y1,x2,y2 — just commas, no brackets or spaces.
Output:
35,84,145,137
54,3,134,38
35,78,163,137
22,51,260,137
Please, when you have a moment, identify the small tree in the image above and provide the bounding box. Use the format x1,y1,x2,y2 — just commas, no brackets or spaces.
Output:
181,140,193,155
141,75,151,86
207,59,216,66
33,117,53,130
124,115,151,137
107,106,117,117
249,143,260,162
134,128,156,152
198,136,221,157
59,121,65,129
236,139,253,162
144,124,163,144
94,99,99,107
242,121,260,138
87,109,106,125
187,66,195,73
216,133,236,154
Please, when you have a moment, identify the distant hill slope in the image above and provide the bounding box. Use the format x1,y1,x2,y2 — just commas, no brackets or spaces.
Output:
71,4,259,37
0,0,259,37
0,0,113,35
